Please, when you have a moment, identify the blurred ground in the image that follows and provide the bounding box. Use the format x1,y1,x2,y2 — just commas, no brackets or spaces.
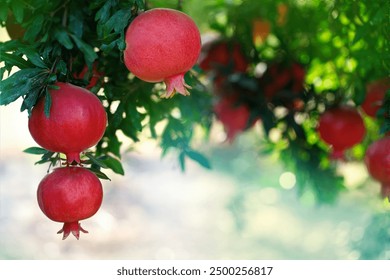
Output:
1,100,388,260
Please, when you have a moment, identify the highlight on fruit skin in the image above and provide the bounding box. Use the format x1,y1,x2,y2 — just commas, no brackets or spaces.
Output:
124,8,201,98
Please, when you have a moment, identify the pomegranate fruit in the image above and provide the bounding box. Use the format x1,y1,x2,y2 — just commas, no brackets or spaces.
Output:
73,63,104,90
361,78,390,117
199,40,248,73
258,62,305,101
214,96,254,141
37,167,103,240
124,8,201,98
28,82,107,164
317,106,366,159
365,137,390,199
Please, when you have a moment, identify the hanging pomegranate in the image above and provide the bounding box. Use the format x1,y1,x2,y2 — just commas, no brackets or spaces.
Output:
124,8,201,98
214,95,255,142
361,78,390,118
317,106,366,159
364,137,390,199
37,166,103,240
199,40,248,73
28,82,107,164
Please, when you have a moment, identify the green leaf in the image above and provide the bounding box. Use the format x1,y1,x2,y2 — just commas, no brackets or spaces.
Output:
95,0,114,23
54,28,74,50
179,151,186,171
85,153,108,169
0,52,33,69
185,150,212,169
105,8,132,34
23,147,48,155
23,15,44,42
0,5,7,22
68,10,84,38
21,48,48,69
11,0,24,23
135,0,145,10
70,34,98,66
103,156,125,175
0,68,44,106
56,60,68,76
87,167,111,181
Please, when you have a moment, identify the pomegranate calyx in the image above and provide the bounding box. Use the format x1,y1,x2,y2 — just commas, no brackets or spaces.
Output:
380,183,390,200
57,221,89,240
330,149,346,161
163,74,191,98
66,152,81,165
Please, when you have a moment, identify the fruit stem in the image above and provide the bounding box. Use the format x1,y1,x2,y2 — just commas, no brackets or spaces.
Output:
163,73,191,98
330,149,345,161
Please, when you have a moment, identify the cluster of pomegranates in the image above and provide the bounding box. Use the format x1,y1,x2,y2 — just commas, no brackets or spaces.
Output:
29,82,107,240
25,8,202,240
317,78,390,199
199,35,390,199
199,38,307,142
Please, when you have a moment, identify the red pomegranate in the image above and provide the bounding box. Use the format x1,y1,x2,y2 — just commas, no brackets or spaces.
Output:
37,167,103,240
199,40,248,73
214,96,254,141
28,82,107,164
259,62,305,101
124,8,201,98
73,62,104,90
361,78,390,117
365,137,390,199
317,106,366,159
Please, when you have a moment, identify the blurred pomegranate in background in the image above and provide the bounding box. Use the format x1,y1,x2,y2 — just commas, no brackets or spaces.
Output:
73,63,104,90
214,95,256,142
199,40,248,73
365,137,390,199
361,78,390,118
317,106,366,160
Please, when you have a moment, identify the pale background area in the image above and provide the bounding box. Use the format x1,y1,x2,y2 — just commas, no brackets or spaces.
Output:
0,27,387,260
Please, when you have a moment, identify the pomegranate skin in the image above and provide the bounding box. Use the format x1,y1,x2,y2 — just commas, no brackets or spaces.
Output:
214,96,254,142
199,41,248,73
28,82,107,164
317,106,366,159
124,8,201,98
37,167,103,239
365,137,390,199
361,78,390,118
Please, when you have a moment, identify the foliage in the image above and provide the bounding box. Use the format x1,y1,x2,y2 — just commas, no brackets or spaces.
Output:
0,0,213,179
